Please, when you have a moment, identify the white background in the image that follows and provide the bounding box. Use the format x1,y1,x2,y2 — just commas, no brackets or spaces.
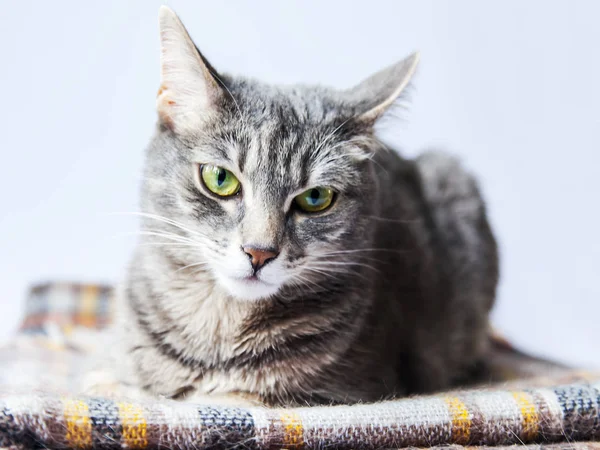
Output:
1,1,598,367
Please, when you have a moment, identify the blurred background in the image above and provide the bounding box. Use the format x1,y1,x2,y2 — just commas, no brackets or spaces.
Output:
0,1,598,366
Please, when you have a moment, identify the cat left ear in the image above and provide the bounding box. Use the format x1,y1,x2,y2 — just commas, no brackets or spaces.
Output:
347,52,420,125
157,6,223,134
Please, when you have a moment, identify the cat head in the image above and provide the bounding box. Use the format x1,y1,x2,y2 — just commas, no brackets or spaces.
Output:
140,6,419,301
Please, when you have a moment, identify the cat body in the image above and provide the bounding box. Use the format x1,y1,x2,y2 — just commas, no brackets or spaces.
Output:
112,6,498,406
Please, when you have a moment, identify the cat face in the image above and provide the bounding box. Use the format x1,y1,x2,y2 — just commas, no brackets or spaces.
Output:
145,89,379,300
140,7,418,301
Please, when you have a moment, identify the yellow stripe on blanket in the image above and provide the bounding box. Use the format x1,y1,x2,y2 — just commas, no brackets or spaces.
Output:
280,411,304,448
511,391,539,441
444,396,471,444
117,402,148,449
80,284,99,328
64,399,92,448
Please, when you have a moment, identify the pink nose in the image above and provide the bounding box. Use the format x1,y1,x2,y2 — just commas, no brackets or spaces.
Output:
243,246,279,272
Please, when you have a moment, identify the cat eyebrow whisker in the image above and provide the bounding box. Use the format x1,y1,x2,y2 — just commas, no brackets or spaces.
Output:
318,134,371,156
311,117,354,157
210,70,247,128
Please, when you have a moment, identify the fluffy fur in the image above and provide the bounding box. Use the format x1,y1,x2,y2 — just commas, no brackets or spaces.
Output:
109,6,499,406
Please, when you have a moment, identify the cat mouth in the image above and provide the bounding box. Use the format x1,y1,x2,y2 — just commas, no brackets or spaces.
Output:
239,275,272,285
221,273,281,301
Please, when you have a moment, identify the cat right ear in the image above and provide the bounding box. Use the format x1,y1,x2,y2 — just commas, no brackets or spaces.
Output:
157,6,223,134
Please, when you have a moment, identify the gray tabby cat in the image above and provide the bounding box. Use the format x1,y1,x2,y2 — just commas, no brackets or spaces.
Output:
113,6,498,406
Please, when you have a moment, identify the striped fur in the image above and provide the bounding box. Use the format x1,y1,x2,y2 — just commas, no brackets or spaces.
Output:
111,7,499,406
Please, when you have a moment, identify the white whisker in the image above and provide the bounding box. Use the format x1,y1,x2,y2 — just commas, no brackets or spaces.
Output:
130,230,197,245
109,211,206,238
303,266,347,277
288,274,327,295
311,261,379,271
174,261,210,274
318,248,408,256
366,215,420,224
139,242,205,248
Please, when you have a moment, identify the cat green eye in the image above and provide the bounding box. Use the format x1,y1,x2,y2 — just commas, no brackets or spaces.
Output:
200,164,241,197
294,187,335,213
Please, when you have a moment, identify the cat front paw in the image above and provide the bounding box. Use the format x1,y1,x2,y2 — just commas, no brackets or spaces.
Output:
179,389,264,408
80,368,152,401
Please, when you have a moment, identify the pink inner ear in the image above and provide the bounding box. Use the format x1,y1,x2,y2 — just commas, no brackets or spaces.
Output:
157,85,176,105
156,86,177,130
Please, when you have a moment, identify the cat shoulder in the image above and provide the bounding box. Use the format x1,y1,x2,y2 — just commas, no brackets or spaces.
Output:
414,150,486,217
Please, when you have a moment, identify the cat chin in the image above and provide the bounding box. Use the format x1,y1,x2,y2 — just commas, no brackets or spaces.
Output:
217,274,281,302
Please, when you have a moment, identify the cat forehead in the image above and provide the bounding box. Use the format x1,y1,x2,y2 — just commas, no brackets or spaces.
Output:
187,79,371,190
198,119,360,183
217,77,356,128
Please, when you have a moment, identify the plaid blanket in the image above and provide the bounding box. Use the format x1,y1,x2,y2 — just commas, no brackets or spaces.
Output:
1,282,599,450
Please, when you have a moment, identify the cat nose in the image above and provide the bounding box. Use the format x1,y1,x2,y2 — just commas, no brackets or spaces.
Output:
243,246,279,272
